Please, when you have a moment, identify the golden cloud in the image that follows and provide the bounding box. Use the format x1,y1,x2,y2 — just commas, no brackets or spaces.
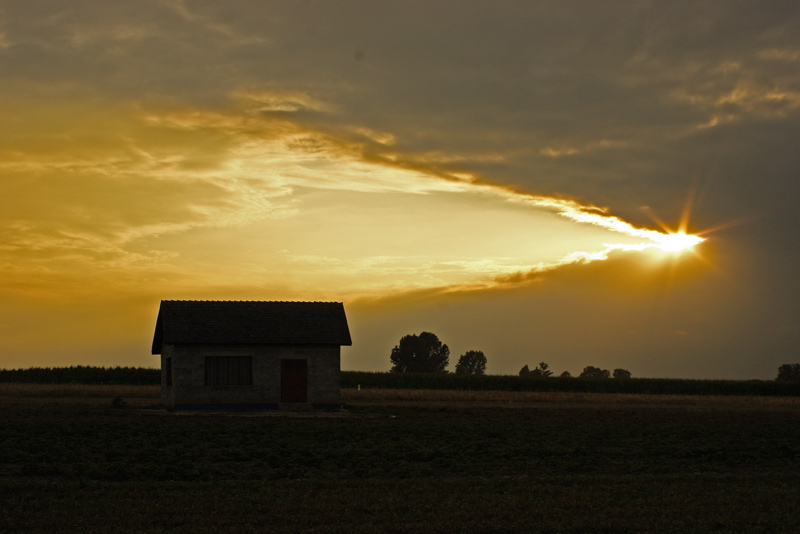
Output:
0,90,704,317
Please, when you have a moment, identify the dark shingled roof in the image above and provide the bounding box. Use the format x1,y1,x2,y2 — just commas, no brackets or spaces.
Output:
151,300,351,354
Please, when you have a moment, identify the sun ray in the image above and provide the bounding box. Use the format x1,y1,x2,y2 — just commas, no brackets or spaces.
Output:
640,206,674,235
676,186,698,234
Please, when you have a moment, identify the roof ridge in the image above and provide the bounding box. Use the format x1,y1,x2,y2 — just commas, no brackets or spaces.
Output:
152,300,351,354
161,300,343,304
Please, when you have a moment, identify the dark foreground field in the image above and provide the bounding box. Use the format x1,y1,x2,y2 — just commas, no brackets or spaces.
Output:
1,386,800,533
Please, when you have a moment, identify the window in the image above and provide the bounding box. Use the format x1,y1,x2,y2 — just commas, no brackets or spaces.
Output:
205,356,253,386
165,357,173,387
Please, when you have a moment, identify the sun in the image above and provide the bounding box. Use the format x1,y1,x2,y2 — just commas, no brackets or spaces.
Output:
640,190,707,253
655,231,705,253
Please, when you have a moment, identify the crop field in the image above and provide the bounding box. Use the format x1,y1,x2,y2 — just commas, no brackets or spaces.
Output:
4,366,800,396
2,385,800,533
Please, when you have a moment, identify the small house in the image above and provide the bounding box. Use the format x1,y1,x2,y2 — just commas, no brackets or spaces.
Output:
151,300,351,410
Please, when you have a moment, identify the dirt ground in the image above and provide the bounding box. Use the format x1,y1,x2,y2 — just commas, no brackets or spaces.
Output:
2,384,800,533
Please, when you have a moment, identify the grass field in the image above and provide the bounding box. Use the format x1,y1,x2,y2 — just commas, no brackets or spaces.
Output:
2,385,800,533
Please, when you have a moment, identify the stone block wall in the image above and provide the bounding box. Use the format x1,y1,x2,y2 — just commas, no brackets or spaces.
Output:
160,343,341,409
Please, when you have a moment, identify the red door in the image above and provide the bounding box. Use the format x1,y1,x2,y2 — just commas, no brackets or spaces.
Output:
281,359,307,402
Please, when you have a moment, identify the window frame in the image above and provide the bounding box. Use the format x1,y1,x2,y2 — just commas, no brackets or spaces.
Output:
204,356,253,386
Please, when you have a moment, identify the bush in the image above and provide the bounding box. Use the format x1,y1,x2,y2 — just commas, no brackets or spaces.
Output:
613,369,632,379
579,366,610,379
520,362,552,378
455,350,487,375
776,364,800,381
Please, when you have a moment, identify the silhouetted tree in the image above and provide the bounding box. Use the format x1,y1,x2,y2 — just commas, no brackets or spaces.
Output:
776,363,800,381
455,350,487,375
390,332,449,373
560,371,572,378
520,362,553,378
532,362,553,378
579,366,610,379
613,368,632,379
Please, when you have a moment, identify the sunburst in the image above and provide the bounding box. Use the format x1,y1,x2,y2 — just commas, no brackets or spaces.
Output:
641,189,706,254
654,231,705,252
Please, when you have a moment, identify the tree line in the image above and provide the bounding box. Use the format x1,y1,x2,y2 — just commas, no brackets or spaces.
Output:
389,331,631,378
388,331,800,382
390,332,487,375
0,365,159,384
519,362,632,379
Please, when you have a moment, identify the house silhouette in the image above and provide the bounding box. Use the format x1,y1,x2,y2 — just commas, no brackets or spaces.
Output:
152,300,351,410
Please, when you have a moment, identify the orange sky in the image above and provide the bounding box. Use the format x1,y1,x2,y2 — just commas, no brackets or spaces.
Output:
1,2,798,378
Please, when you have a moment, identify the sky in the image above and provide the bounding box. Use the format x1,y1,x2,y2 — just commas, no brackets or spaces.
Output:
1,1,799,378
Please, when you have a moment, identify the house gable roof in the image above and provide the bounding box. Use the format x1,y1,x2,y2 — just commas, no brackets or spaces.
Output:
151,300,352,354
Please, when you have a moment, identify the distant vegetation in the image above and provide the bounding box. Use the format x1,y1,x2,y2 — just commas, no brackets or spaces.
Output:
389,332,450,373
3,365,800,396
613,368,632,379
579,366,612,379
343,371,800,397
454,350,487,375
519,362,553,378
777,363,800,381
0,366,159,385
520,363,633,380
389,332,486,375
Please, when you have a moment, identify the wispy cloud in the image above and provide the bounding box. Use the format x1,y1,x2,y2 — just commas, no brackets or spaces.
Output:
0,90,703,302
164,0,267,46
540,139,629,158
